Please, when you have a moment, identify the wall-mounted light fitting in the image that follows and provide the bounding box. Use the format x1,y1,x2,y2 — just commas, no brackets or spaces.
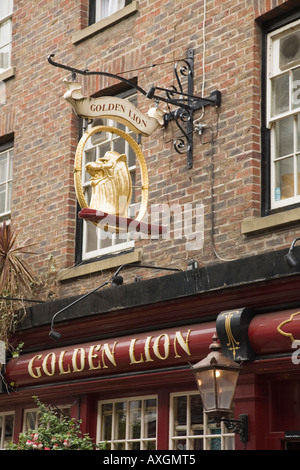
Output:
285,238,300,268
49,264,181,340
190,335,248,443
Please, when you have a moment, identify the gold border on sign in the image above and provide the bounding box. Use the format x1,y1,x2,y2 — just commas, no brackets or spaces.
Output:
277,310,300,343
74,125,149,226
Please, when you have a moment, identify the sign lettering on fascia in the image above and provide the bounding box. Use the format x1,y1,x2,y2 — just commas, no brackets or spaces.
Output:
5,327,199,387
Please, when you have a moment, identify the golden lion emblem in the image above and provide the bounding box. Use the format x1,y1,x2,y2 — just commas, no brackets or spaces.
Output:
85,150,132,217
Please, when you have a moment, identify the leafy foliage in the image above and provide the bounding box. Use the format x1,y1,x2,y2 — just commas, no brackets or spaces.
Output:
0,221,38,351
8,396,104,450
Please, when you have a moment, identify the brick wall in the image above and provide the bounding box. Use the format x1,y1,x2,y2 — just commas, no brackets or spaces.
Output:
1,0,299,297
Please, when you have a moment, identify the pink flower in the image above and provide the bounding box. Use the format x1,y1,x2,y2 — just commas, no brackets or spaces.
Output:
44,447,50,450
26,440,32,446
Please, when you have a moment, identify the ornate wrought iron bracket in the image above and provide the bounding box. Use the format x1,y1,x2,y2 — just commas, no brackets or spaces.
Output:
216,415,248,443
48,50,221,169
151,48,222,169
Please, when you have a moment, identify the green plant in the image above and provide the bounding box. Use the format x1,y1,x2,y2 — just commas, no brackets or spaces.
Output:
0,221,38,351
8,396,104,450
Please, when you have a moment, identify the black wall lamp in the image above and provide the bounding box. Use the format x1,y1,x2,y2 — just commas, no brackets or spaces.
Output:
190,335,248,443
49,264,181,340
285,238,300,268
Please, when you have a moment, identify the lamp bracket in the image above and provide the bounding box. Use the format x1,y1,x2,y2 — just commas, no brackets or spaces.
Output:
220,414,248,442
161,48,222,169
48,51,221,170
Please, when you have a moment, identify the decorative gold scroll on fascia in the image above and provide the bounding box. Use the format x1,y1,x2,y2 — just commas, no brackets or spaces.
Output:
63,80,165,137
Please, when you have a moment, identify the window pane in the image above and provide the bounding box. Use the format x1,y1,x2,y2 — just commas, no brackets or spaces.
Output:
128,441,140,450
24,411,37,431
173,396,187,437
129,400,141,440
0,44,10,70
145,440,156,450
292,68,300,110
173,438,186,451
275,157,294,199
297,155,300,195
102,404,112,441
0,1,13,20
8,149,13,179
191,438,203,450
207,435,221,450
98,397,157,449
224,435,235,450
98,0,125,21
91,128,107,146
84,220,98,252
0,415,3,447
144,399,157,439
113,137,126,155
115,402,126,440
272,74,290,116
0,153,7,183
4,414,14,447
190,394,203,435
84,148,96,184
0,19,11,48
7,180,12,211
297,116,300,153
275,116,294,158
0,184,6,213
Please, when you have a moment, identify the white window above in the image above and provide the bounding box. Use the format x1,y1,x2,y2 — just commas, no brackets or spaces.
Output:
267,18,300,210
96,0,125,21
0,0,13,74
0,144,13,221
80,91,137,261
89,0,132,24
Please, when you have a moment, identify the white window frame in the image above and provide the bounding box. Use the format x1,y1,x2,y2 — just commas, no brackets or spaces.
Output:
267,18,300,210
97,395,157,450
0,411,14,449
169,391,235,451
0,144,13,220
81,91,137,261
0,0,13,73
23,405,72,433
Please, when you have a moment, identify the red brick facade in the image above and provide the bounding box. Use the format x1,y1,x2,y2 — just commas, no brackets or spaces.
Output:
0,0,299,293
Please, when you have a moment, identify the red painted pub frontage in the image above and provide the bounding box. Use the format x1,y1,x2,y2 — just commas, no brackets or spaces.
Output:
1,247,300,451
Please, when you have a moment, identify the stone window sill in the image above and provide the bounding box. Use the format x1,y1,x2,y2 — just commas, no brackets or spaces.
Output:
0,67,15,82
72,1,139,44
241,207,300,236
58,248,143,282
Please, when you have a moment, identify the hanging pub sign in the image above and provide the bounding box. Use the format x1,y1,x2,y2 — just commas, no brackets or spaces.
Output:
64,81,165,137
63,81,166,234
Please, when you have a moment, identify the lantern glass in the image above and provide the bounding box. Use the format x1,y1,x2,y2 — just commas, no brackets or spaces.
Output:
195,366,239,418
216,368,239,410
195,369,217,411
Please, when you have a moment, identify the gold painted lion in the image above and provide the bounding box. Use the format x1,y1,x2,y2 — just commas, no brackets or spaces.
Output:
85,150,132,217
